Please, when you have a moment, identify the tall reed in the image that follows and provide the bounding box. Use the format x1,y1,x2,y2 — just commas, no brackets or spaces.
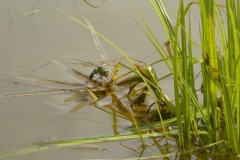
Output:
146,0,240,153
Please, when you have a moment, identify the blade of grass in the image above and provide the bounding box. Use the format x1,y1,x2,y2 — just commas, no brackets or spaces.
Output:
0,131,166,159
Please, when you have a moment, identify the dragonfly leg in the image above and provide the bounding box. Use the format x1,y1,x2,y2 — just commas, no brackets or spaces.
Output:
94,73,108,81
89,73,95,79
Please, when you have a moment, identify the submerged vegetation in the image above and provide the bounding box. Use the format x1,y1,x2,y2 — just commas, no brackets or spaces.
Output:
1,0,240,159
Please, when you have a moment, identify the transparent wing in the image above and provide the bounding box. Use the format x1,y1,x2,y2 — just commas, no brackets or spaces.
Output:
98,58,123,67
72,59,98,67
72,58,123,67
0,59,104,100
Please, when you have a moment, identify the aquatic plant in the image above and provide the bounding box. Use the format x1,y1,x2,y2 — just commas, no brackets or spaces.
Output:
1,0,240,159
141,0,240,155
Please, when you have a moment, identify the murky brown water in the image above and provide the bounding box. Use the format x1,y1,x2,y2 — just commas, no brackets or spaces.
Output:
0,0,219,159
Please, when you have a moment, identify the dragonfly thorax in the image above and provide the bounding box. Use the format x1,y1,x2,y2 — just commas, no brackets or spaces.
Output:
90,67,109,79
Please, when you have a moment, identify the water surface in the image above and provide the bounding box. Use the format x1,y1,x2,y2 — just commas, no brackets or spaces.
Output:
0,0,205,159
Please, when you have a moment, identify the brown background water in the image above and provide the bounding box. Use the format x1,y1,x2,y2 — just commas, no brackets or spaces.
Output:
0,0,223,159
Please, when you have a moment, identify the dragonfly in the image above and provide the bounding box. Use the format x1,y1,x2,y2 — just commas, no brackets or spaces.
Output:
71,59,122,81
0,58,108,97
0,57,126,111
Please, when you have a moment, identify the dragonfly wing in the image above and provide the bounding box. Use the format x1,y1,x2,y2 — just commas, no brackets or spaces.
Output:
70,69,103,88
0,77,63,90
70,101,88,113
73,57,124,68
72,59,98,67
98,58,122,67
64,90,90,102
41,80,85,88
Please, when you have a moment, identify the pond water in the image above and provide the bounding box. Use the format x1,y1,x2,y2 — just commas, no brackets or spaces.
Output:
0,0,223,159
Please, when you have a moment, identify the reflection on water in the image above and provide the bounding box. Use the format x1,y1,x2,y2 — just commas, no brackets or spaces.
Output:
70,145,108,152
81,0,107,8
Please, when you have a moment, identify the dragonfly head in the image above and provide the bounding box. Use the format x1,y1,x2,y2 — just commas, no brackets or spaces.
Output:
102,69,109,77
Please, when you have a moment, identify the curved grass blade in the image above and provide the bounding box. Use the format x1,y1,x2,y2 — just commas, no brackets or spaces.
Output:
70,145,108,152
82,16,109,62
0,132,166,159
83,0,105,8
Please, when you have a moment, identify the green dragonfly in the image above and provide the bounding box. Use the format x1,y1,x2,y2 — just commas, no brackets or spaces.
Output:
72,59,122,81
